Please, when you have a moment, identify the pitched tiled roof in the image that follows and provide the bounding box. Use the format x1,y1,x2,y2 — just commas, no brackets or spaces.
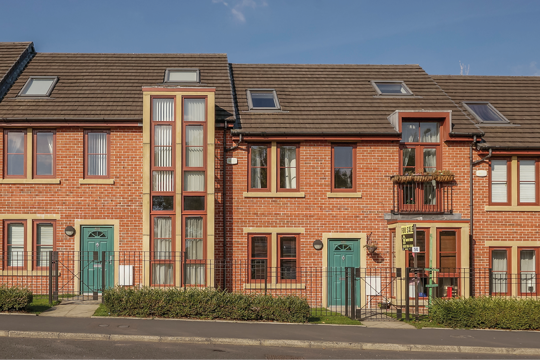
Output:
0,52,234,121
230,64,480,136
433,75,540,149
0,42,32,83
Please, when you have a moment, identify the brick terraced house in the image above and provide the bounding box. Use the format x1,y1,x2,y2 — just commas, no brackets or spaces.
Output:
0,41,538,313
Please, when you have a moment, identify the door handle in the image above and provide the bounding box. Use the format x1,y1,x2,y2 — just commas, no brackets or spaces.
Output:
109,255,113,265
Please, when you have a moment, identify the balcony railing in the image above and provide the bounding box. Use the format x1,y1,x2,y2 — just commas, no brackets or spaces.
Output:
392,180,453,214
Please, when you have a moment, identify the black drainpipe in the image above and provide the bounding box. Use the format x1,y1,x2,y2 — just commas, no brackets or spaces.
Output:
470,138,491,296
223,120,227,290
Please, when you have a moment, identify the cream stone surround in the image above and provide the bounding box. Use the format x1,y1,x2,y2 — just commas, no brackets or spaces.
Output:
388,222,470,301
73,219,120,294
486,156,540,211
243,142,305,198
321,233,367,308
143,90,216,288
242,227,305,289
484,240,540,297
0,214,60,275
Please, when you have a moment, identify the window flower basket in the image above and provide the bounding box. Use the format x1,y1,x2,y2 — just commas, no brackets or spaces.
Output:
391,170,454,183
431,170,455,183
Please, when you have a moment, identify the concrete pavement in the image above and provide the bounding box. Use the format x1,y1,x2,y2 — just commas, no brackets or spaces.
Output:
0,315,538,356
39,300,100,318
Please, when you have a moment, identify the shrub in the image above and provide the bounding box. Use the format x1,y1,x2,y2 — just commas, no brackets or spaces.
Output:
103,287,310,323
429,296,540,330
0,286,33,312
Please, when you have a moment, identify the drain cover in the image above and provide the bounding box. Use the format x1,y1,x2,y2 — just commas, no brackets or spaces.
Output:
99,324,109,327
118,325,129,328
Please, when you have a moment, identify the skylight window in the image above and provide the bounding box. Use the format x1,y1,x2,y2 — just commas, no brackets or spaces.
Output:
246,89,280,110
463,102,509,123
372,81,413,96
164,68,199,83
18,76,58,97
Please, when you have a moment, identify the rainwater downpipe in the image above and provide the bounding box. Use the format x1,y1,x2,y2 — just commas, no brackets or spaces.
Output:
222,123,243,289
470,137,491,296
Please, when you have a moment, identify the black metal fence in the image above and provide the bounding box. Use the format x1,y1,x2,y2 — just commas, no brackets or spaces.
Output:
1,252,538,321
392,181,454,214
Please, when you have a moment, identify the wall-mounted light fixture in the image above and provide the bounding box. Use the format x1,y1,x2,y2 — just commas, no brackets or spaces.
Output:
65,226,76,237
313,239,323,251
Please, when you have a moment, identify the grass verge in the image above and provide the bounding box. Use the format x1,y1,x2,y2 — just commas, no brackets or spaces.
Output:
93,303,111,316
309,308,363,325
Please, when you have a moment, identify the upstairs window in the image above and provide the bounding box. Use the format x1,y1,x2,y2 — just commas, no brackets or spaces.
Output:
4,129,26,178
463,102,509,123
490,159,510,205
246,89,280,110
33,130,56,178
332,144,356,192
372,81,412,96
18,77,58,97
249,144,270,191
519,159,538,205
84,130,110,179
164,69,199,83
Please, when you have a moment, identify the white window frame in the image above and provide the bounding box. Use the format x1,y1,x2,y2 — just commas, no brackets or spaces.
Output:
164,68,200,83
18,76,58,97
246,89,281,110
462,101,510,123
371,80,413,96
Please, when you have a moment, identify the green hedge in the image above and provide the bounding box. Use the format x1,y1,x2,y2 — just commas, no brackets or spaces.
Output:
103,287,310,323
429,296,540,330
0,286,33,312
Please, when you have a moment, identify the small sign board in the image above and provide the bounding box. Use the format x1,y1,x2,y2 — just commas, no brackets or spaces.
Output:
401,224,414,251
412,247,420,253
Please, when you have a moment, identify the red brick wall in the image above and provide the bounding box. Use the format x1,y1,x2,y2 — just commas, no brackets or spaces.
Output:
0,127,143,252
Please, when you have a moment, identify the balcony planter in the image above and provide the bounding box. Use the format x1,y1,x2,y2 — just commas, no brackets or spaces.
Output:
433,174,455,183
391,171,454,183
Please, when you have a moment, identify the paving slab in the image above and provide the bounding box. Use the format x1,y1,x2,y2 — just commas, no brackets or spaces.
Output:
362,321,416,329
40,301,100,318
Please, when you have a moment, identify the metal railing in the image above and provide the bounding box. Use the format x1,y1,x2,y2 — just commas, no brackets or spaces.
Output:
2,252,539,320
392,181,453,214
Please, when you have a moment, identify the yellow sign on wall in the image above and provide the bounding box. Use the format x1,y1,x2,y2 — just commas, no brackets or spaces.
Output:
401,224,414,250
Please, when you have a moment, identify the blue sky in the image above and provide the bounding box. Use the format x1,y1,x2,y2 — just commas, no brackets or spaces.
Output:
1,0,540,76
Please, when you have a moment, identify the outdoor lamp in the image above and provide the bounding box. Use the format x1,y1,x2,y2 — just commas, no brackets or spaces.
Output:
313,239,323,251
65,226,76,237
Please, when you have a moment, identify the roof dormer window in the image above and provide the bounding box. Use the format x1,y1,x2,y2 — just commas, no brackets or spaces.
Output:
246,89,280,110
462,102,509,123
164,68,199,83
372,81,413,96
18,76,58,97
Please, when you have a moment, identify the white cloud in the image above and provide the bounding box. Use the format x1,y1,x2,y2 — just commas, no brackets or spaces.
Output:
511,61,540,76
231,8,246,23
211,0,267,23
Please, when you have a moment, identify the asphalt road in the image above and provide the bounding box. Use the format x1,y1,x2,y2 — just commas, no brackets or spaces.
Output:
0,338,538,359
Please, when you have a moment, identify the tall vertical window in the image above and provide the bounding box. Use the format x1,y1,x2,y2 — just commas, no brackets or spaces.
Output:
184,216,205,285
278,235,299,282
278,145,298,191
151,97,176,286
519,159,537,205
332,144,356,192
249,234,270,282
438,230,459,298
85,130,109,178
519,248,538,295
4,130,26,178
33,130,55,178
407,229,429,297
4,220,26,269
151,216,174,285
34,220,55,269
491,159,509,205
152,98,175,212
401,122,440,206
491,248,510,295
183,98,206,211
249,145,270,191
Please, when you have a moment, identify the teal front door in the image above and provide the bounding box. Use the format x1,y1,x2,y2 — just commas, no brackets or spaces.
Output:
328,239,360,306
81,226,114,294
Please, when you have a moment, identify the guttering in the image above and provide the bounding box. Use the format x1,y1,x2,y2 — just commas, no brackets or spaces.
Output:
230,130,400,137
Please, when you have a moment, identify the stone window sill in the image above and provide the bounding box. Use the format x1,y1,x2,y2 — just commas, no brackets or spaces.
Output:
243,192,305,198
0,179,61,184
79,179,115,185
485,205,540,212
327,192,362,198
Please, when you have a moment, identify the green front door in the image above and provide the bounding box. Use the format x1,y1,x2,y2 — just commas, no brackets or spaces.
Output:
328,239,360,306
81,226,114,294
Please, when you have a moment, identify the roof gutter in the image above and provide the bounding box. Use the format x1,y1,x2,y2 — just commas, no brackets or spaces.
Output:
230,130,401,137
